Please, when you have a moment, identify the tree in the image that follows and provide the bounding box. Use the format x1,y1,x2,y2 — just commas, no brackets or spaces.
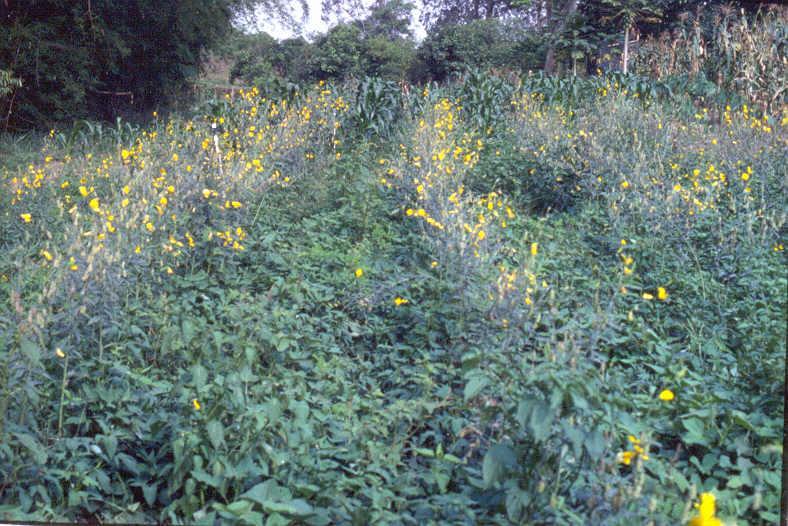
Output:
310,23,366,79
355,0,415,39
419,0,526,30
0,0,288,128
594,0,662,73
543,0,580,75
413,18,531,81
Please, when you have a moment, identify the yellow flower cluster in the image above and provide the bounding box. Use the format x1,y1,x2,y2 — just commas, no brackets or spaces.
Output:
7,81,348,292
688,493,722,526
617,435,649,466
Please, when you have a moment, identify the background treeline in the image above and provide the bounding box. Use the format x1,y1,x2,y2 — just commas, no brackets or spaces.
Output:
0,0,785,130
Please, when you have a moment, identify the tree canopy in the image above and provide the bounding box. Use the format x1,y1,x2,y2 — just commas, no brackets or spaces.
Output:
0,0,270,128
1,0,783,129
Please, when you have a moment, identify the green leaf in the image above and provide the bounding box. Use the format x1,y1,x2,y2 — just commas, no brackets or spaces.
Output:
463,375,489,402
241,480,292,505
682,418,707,445
182,319,196,343
584,429,606,460
141,483,157,507
206,420,225,449
192,469,222,488
529,400,555,442
505,488,531,522
191,364,208,388
19,338,41,365
482,444,517,488
223,500,254,516
14,433,47,464
414,447,435,458
262,499,314,517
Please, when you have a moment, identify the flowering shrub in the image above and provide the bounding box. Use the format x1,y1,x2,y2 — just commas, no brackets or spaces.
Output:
0,76,784,524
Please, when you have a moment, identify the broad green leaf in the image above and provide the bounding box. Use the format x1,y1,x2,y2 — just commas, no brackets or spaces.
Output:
191,364,208,388
241,480,292,505
14,433,47,464
463,375,489,402
206,420,225,449
19,338,40,365
584,429,606,460
529,400,555,442
682,418,707,445
262,499,314,517
482,444,517,488
141,483,157,507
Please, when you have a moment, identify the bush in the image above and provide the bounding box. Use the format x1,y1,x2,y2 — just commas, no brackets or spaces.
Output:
1,76,784,524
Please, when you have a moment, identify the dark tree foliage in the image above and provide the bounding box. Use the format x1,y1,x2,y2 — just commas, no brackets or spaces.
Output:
413,18,537,82
0,0,252,128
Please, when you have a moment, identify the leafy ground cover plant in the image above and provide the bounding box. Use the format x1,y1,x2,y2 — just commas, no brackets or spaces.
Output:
0,76,784,525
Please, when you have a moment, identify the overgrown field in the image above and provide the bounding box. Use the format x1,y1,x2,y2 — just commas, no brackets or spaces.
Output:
1,76,785,525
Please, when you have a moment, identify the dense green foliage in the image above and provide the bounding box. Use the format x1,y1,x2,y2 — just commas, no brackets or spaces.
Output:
0,0,264,129
411,19,538,82
2,1,785,129
225,2,785,111
228,1,416,85
1,71,785,524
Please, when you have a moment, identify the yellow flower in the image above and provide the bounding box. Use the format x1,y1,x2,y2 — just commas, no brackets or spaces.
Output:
621,180,630,189
477,230,486,241
531,242,538,256
88,197,101,212
121,198,130,207
55,347,65,359
20,213,32,223
79,185,89,197
642,292,654,300
122,185,130,195
134,245,141,254
688,493,722,526
658,389,674,401
355,268,364,278
394,297,409,306
657,287,668,300
431,261,438,268
40,249,53,261
202,189,214,199
617,450,635,465
192,398,201,411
